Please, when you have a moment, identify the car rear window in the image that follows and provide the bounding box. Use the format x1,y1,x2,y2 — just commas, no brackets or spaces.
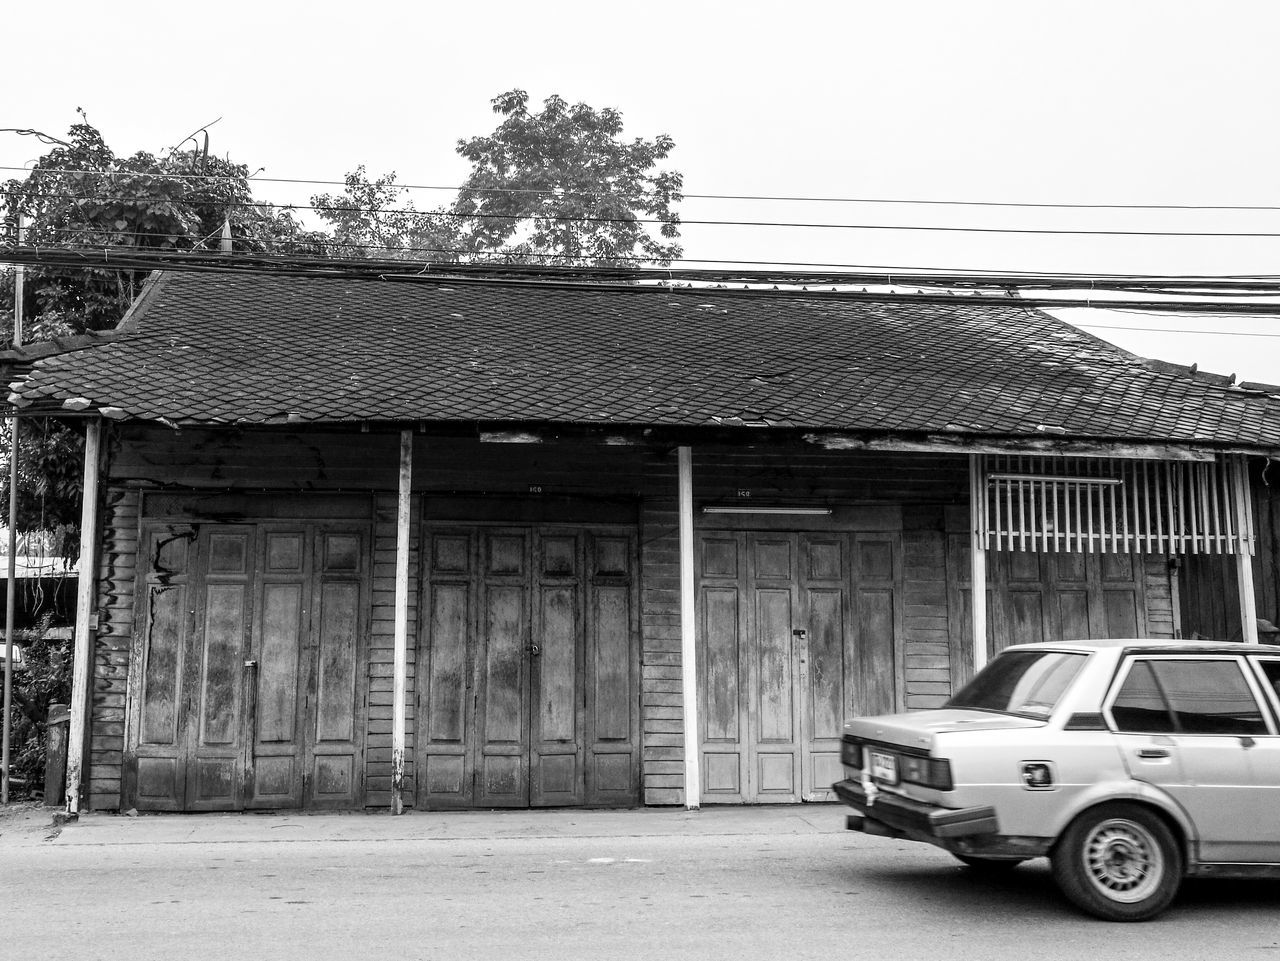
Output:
947,650,1088,717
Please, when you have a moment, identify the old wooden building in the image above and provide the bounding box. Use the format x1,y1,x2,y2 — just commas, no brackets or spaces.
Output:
7,270,1280,814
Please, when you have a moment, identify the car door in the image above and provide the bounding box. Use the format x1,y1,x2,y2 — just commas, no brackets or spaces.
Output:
1107,655,1275,863
1244,657,1280,859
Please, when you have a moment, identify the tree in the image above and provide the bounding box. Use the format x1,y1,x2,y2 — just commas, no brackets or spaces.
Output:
1,116,326,556
308,91,684,268
2,115,326,338
450,90,683,266
310,166,461,261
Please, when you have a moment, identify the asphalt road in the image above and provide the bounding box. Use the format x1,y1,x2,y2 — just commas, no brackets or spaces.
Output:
4,804,1278,960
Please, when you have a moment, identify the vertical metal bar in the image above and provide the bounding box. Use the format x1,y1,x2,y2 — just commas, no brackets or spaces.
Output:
1152,462,1164,555
1223,455,1233,552
970,455,988,674
65,418,102,816
1039,478,1049,553
1186,462,1199,555
391,429,412,815
1018,477,1027,552
1084,462,1095,554
1073,473,1083,553
1119,461,1130,553
677,446,701,809
1167,461,1178,557
1108,462,1119,553
1208,459,1222,553
1146,460,1157,552
1004,465,1013,551
1052,471,1061,553
988,470,998,552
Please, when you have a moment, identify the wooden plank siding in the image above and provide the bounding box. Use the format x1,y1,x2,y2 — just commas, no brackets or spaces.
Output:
88,487,140,809
639,497,683,805
364,493,420,808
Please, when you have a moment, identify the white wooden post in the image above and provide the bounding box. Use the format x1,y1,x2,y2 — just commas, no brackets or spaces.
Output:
391,430,413,812
969,455,988,674
1232,455,1259,644
677,446,701,810
65,418,102,815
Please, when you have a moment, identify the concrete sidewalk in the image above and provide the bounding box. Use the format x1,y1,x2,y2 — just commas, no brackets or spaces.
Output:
1,801,848,847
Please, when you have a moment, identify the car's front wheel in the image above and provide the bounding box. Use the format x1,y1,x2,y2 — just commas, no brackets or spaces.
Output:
1051,802,1182,921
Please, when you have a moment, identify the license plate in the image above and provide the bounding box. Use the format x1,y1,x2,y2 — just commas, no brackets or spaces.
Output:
869,750,898,784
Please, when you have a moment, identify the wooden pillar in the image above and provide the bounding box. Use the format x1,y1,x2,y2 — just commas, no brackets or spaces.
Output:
65,418,102,815
969,455,988,674
391,429,413,813
677,446,701,810
1233,454,1259,644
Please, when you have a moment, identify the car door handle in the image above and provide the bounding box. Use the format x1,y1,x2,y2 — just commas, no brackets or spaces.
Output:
1137,748,1170,759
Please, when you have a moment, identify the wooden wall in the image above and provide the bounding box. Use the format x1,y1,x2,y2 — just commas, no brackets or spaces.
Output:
85,425,1175,809
1180,457,1280,643
87,488,140,809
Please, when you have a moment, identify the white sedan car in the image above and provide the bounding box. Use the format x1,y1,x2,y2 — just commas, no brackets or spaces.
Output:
834,639,1280,921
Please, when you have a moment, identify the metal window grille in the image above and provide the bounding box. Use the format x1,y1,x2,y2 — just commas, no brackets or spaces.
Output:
974,454,1254,555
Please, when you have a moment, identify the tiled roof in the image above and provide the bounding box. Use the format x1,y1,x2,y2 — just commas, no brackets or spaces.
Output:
7,270,1280,449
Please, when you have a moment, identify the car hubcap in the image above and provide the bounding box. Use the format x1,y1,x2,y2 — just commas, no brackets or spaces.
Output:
1083,818,1164,903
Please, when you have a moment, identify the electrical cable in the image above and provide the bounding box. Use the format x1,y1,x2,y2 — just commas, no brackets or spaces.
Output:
13,185,1280,238
7,245,1280,316
6,163,1280,211
17,224,1280,295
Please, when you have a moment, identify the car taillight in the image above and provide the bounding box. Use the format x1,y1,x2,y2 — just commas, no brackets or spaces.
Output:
899,756,953,791
840,737,863,769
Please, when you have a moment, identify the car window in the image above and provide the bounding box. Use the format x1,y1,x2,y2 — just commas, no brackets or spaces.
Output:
1111,660,1177,733
1113,658,1267,736
947,650,1087,717
1256,659,1280,703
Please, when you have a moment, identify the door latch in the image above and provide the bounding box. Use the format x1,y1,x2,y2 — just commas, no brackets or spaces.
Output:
792,629,807,640
526,644,542,657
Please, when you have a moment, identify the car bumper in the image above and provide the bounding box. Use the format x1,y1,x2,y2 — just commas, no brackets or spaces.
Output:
832,778,999,840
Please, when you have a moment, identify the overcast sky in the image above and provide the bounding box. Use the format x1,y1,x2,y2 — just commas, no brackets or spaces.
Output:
5,1,1280,382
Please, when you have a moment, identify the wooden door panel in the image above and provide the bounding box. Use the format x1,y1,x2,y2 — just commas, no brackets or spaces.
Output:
421,579,472,807
753,589,795,744
315,581,358,744
1103,589,1141,637
133,542,193,812
308,578,362,808
855,589,897,718
476,530,530,808
248,580,305,808
586,550,638,806
531,574,583,807
139,585,187,749
187,575,249,812
419,529,476,809
257,583,303,745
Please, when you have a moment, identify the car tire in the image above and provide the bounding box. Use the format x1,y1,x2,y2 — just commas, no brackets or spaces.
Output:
954,855,1026,873
1051,802,1182,922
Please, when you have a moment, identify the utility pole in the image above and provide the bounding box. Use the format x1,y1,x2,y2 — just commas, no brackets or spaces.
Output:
2,216,24,805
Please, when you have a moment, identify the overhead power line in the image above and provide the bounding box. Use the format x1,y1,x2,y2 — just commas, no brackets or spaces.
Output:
15,187,1280,241
6,163,1280,211
15,225,1280,294
6,245,1280,316
17,225,1280,295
